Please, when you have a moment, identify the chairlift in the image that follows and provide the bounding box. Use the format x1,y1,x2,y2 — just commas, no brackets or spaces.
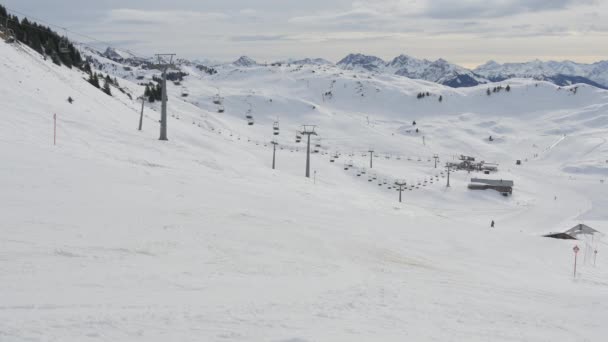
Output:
59,30,70,54
273,121,280,136
218,105,225,113
59,38,69,54
6,28,16,43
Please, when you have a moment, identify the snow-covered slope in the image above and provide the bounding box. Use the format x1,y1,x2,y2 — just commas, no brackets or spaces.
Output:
2,40,608,342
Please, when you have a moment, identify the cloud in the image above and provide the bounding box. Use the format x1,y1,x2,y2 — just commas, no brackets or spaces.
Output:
422,0,593,19
291,0,596,26
230,35,289,42
107,8,228,25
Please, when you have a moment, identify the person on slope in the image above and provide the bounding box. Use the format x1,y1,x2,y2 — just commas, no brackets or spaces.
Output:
491,220,495,228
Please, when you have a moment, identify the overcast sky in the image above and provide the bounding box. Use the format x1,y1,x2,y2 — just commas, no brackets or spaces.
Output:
4,0,608,67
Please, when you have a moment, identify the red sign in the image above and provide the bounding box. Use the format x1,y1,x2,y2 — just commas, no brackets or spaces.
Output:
573,245,580,253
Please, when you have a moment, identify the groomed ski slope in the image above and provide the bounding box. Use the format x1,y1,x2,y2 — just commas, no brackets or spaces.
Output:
1,40,608,341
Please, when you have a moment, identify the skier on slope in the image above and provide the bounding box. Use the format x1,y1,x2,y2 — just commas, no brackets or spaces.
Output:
491,220,495,228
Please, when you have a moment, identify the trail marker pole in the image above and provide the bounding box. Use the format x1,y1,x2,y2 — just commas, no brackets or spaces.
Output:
434,154,439,168
573,245,580,278
271,140,278,169
53,113,56,146
369,148,375,169
594,249,598,266
138,96,145,131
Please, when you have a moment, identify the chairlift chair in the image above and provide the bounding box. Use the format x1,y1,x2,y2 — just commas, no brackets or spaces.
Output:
6,28,16,43
218,105,225,113
59,37,70,54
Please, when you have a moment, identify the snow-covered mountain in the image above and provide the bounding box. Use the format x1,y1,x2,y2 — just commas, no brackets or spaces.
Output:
103,47,138,61
475,60,608,89
289,57,333,65
233,55,257,67
337,53,387,72
2,35,608,342
338,53,487,87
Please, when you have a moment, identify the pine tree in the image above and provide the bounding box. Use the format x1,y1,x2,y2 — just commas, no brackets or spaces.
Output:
506,85,511,92
83,62,92,75
88,73,100,88
486,88,491,96
439,95,443,102
103,78,112,96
